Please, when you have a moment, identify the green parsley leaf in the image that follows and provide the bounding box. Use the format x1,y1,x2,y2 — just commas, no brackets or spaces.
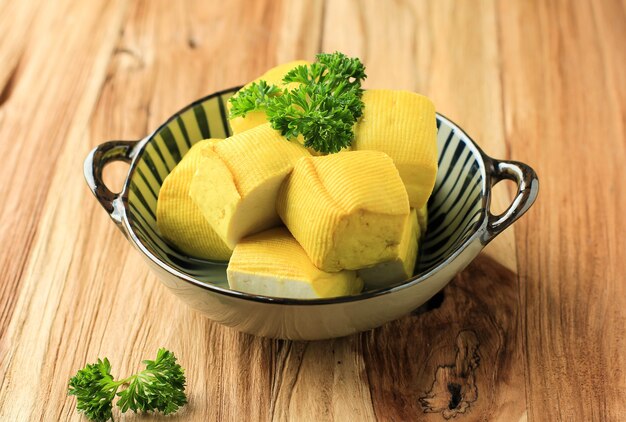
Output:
68,349,187,421
68,358,117,422
228,52,367,154
267,84,358,153
116,348,187,415
229,80,281,118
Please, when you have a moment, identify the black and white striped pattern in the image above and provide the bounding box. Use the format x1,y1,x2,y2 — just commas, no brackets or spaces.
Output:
419,117,484,270
124,88,486,289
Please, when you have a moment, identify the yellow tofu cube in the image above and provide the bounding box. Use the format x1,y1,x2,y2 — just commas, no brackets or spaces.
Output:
358,208,420,289
277,151,410,272
227,227,363,299
354,89,438,209
417,203,428,234
189,123,309,248
156,139,232,261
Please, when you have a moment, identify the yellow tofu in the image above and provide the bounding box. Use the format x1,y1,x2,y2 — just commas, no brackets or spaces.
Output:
277,151,410,272
417,203,428,234
227,227,363,299
358,208,420,289
156,140,232,261
354,90,438,209
189,123,309,248
228,60,310,134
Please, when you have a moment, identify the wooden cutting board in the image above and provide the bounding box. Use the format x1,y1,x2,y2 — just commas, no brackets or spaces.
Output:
0,0,624,420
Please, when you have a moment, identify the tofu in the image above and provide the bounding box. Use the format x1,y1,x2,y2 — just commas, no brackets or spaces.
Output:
227,227,363,299
189,123,309,248
353,90,438,209
156,139,232,261
417,203,428,234
277,151,410,272
358,208,420,289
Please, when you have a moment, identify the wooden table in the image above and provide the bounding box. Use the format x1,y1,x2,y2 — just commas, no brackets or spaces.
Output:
1,1,624,420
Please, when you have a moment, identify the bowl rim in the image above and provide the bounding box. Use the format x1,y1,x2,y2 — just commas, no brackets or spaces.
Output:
120,87,492,306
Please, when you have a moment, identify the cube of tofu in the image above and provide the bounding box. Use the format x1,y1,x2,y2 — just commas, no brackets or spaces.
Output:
227,227,363,299
156,139,232,261
189,123,309,248
417,203,428,234
354,90,438,210
228,60,311,134
277,151,410,272
358,208,420,289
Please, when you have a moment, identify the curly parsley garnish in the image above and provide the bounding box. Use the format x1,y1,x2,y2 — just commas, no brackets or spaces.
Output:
68,348,187,421
229,52,367,154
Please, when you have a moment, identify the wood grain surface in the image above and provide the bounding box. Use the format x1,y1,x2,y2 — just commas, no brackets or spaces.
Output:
0,0,624,420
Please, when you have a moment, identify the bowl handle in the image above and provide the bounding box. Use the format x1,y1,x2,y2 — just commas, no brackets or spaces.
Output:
84,140,139,224
483,158,539,243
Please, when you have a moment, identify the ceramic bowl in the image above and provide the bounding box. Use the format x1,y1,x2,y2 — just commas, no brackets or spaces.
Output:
84,87,538,340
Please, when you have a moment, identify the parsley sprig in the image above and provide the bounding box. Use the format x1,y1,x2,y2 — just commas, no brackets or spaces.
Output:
229,52,367,154
228,80,281,117
68,348,187,421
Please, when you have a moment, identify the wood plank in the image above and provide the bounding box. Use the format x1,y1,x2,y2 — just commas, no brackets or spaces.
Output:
0,0,130,340
0,0,41,91
498,0,626,420
0,0,129,420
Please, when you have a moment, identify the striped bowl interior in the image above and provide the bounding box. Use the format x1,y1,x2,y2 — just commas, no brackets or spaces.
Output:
126,89,485,291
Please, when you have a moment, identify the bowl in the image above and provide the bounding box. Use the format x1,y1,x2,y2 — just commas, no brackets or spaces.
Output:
84,87,538,340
